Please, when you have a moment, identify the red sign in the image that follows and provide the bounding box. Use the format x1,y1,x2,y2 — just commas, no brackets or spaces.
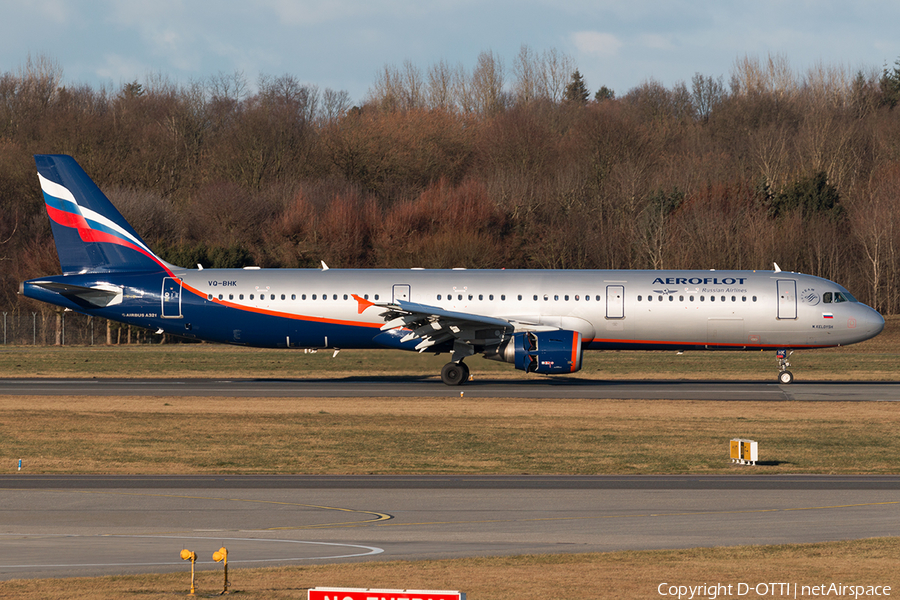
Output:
309,588,465,600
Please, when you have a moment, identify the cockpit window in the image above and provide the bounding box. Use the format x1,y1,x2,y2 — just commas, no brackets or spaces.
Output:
824,291,855,304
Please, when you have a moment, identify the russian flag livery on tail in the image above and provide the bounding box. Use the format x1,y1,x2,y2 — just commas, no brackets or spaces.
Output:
35,155,174,275
21,155,885,385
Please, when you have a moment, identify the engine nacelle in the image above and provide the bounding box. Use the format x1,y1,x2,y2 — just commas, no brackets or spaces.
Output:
491,330,583,374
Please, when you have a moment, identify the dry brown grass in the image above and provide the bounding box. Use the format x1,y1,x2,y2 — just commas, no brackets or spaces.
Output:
2,396,899,474
1,538,897,599
0,314,897,381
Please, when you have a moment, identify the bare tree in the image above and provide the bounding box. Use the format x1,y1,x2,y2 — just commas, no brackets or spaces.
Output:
426,59,456,111
471,50,506,115
320,88,351,123
512,44,539,105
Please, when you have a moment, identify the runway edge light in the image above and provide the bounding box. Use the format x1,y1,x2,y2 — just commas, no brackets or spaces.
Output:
213,546,229,595
180,549,197,595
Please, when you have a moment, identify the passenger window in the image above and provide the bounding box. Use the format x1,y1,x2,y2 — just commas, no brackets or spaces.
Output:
752,296,757,302
458,294,462,300
239,294,244,300
218,294,223,300
229,294,234,300
478,294,483,301
375,294,379,300
721,296,726,302
302,294,306,300
700,296,705,301
565,295,569,301
207,294,213,300
501,295,506,301
575,295,580,301
679,295,684,301
343,294,348,300
638,295,643,301
669,295,674,302
533,295,538,301
437,294,442,300
710,296,715,302
250,294,255,300
742,296,746,302
312,294,316,300
658,296,663,301
690,296,694,301
731,296,735,302
291,294,296,300
554,295,559,301
489,294,494,301
333,294,337,300
596,295,601,301
469,294,473,300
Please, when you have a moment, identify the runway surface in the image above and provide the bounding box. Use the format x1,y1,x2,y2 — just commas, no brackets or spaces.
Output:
1,379,897,581
0,475,898,580
1,377,899,400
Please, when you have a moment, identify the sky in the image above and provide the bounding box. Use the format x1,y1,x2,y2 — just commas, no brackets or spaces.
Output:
2,0,899,104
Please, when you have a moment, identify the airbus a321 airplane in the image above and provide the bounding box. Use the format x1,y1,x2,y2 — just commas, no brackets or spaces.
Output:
20,155,884,385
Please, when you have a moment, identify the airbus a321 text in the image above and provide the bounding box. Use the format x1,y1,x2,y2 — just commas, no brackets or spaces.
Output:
20,155,884,385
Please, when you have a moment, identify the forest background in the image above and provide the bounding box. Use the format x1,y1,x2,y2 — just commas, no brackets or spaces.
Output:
3,49,900,343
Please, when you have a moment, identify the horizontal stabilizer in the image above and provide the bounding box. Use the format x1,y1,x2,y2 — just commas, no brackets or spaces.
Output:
27,281,123,308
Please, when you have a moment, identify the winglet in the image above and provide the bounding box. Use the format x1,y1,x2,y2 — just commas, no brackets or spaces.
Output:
352,293,376,314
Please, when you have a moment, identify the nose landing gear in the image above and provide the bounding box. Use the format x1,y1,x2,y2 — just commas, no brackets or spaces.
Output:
776,349,793,384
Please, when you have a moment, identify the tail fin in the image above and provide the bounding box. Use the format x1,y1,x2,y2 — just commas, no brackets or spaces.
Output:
35,154,173,274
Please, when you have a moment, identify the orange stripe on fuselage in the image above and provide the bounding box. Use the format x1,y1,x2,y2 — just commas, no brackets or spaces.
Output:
181,282,382,329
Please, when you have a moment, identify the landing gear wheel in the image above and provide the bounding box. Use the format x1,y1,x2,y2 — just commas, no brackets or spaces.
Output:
778,370,794,385
441,362,468,386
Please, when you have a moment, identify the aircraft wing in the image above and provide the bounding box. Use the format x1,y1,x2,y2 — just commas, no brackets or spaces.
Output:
354,294,515,352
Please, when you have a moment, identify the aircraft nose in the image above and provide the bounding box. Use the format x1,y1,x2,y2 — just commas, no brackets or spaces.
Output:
856,305,885,340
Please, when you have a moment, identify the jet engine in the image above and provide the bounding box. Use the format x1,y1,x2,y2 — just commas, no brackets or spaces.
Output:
488,330,583,374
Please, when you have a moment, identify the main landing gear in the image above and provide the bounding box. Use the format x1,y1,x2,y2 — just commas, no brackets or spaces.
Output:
776,349,794,384
441,361,470,386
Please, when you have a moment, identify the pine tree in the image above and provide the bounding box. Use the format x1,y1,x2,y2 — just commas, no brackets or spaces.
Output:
564,70,589,104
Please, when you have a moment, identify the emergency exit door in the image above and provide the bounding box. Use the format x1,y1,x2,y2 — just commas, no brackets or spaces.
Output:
393,284,410,303
606,285,624,319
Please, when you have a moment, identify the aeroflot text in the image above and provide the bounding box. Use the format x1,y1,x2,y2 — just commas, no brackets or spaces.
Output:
657,582,891,598
651,277,747,286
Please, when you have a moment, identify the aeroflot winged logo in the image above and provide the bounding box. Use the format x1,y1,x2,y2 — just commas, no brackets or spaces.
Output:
38,173,163,268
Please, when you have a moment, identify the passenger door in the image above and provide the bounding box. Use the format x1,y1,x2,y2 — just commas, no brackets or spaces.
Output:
777,279,797,320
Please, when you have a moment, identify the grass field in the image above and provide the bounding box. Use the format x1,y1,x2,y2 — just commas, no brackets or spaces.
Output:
2,538,898,599
0,319,897,597
0,314,898,381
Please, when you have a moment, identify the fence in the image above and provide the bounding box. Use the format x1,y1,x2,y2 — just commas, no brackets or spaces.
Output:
1,311,164,346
